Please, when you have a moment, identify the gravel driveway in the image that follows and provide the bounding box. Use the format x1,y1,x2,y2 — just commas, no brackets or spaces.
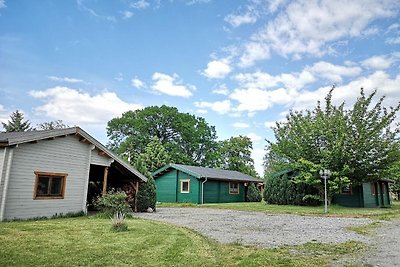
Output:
135,207,371,248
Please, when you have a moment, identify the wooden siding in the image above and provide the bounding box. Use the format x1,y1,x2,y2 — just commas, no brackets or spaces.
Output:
155,169,178,203
90,149,113,166
333,185,363,207
3,135,91,220
176,171,200,204
363,182,378,208
0,148,6,212
204,180,245,203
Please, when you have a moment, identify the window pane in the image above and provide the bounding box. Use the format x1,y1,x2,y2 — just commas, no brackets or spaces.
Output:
230,183,239,194
182,181,189,192
50,177,63,196
37,176,50,196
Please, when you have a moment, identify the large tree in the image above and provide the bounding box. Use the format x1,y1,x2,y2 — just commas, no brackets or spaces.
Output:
2,110,32,132
218,136,258,177
142,136,171,173
36,120,69,130
265,88,400,198
107,105,218,166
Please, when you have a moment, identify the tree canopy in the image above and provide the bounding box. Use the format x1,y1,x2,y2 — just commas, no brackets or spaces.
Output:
1,110,32,132
36,120,69,130
265,88,400,198
142,136,170,173
107,105,218,167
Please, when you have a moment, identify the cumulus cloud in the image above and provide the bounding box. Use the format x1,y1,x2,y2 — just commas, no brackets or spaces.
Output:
239,42,270,68
202,59,232,79
212,84,230,95
232,122,250,128
30,87,143,124
151,72,194,97
131,78,146,89
194,100,231,114
246,132,262,142
225,13,257,28
47,76,84,83
307,61,362,82
130,0,150,9
361,55,394,70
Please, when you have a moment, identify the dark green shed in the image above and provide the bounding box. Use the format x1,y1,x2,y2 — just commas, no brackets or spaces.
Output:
333,179,392,208
152,164,263,204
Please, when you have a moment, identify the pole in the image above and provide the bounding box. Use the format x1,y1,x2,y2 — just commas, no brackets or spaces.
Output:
324,176,328,213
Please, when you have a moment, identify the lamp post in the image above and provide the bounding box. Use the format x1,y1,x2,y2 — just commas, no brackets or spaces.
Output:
319,169,331,213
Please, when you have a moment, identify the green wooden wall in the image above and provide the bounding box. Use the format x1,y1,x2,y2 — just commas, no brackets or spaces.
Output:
204,180,245,203
333,185,363,207
176,172,200,204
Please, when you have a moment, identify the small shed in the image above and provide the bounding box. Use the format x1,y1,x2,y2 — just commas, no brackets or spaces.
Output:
0,127,147,221
333,180,392,208
152,163,263,204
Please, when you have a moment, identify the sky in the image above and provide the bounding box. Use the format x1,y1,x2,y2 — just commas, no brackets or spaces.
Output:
0,0,399,175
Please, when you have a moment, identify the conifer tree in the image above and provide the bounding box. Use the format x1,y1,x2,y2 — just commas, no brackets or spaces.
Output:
2,110,32,132
143,136,171,173
134,155,156,212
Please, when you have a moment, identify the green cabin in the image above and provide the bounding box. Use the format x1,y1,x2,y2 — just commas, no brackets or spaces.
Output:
333,179,392,208
152,164,263,204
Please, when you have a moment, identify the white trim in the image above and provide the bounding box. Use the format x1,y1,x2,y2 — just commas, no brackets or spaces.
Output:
0,148,7,210
82,144,95,213
180,179,190,193
0,147,14,221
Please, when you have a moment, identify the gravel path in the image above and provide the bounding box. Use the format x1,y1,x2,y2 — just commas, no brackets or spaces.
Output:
361,219,400,267
135,207,371,248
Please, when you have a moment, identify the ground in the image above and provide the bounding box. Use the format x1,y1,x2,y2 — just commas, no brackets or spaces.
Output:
135,207,371,247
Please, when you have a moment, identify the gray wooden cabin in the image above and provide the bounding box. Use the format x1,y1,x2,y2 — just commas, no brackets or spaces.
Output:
0,127,147,221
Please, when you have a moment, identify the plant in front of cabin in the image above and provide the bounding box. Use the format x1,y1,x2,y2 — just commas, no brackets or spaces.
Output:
246,183,262,202
111,212,128,232
94,189,131,217
134,155,157,212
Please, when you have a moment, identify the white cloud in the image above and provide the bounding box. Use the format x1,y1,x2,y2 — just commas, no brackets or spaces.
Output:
131,78,146,89
361,55,394,70
122,11,134,19
30,87,143,124
202,59,232,79
264,121,277,128
253,0,399,58
246,132,262,142
114,73,124,82
225,13,257,28
77,0,116,22
151,72,194,97
0,105,10,126
186,0,211,5
252,146,265,176
47,76,84,83
232,122,250,128
307,61,362,82
239,42,270,68
194,100,231,115
195,109,208,114
212,84,229,95
130,0,150,9
386,37,400,44
0,0,6,9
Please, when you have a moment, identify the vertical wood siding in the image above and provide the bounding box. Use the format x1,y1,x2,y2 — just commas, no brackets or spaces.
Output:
3,136,91,220
155,170,178,202
176,171,200,204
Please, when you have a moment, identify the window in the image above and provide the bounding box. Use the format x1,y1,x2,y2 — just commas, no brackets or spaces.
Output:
229,182,239,194
180,180,190,193
371,182,377,195
33,172,67,199
340,186,352,195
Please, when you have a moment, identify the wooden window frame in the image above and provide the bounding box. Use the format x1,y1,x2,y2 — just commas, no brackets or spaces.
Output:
340,185,352,195
180,179,190,194
33,171,67,200
229,182,240,195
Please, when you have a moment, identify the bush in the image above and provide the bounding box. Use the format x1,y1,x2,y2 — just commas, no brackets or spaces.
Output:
246,183,262,202
263,173,320,206
94,189,131,217
136,176,157,212
111,212,128,232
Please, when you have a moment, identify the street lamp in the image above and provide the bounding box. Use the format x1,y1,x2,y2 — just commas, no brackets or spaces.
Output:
319,169,331,213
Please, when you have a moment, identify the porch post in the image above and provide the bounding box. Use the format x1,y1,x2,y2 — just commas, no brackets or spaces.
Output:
102,167,109,195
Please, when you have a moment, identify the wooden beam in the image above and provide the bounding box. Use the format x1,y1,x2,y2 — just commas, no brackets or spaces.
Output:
102,167,109,195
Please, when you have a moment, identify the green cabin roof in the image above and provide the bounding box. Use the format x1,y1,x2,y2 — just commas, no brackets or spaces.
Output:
153,163,263,183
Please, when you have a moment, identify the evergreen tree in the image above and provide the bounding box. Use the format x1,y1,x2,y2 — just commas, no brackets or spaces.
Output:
246,183,262,202
134,155,156,212
143,136,171,173
2,110,32,132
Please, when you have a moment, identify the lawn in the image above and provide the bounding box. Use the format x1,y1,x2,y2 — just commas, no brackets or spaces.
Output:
0,216,364,267
157,201,400,220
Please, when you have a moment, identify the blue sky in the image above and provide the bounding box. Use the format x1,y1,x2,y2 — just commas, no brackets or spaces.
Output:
1,0,399,175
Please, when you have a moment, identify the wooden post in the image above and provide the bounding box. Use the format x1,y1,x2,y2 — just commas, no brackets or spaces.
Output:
102,167,109,195
134,181,139,212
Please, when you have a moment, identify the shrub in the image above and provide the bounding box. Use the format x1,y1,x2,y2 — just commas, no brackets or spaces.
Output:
94,189,131,217
111,212,128,232
136,176,157,212
246,183,262,202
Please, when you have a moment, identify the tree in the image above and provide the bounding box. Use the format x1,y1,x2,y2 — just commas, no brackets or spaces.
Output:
142,136,171,173
1,110,32,132
246,183,262,202
134,155,156,212
218,136,258,177
107,105,218,166
265,88,400,202
36,120,69,130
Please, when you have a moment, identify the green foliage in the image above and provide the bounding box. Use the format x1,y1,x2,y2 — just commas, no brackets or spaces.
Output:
218,135,259,177
94,190,131,217
142,136,170,173
263,173,320,206
1,110,32,132
265,88,400,202
246,183,262,202
36,120,69,130
134,155,157,212
110,212,128,232
107,105,218,166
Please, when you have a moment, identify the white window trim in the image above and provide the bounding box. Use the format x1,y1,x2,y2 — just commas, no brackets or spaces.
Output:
229,182,240,195
180,179,190,194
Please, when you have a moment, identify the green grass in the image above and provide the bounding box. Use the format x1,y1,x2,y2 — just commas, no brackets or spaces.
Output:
0,216,366,267
158,201,400,219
